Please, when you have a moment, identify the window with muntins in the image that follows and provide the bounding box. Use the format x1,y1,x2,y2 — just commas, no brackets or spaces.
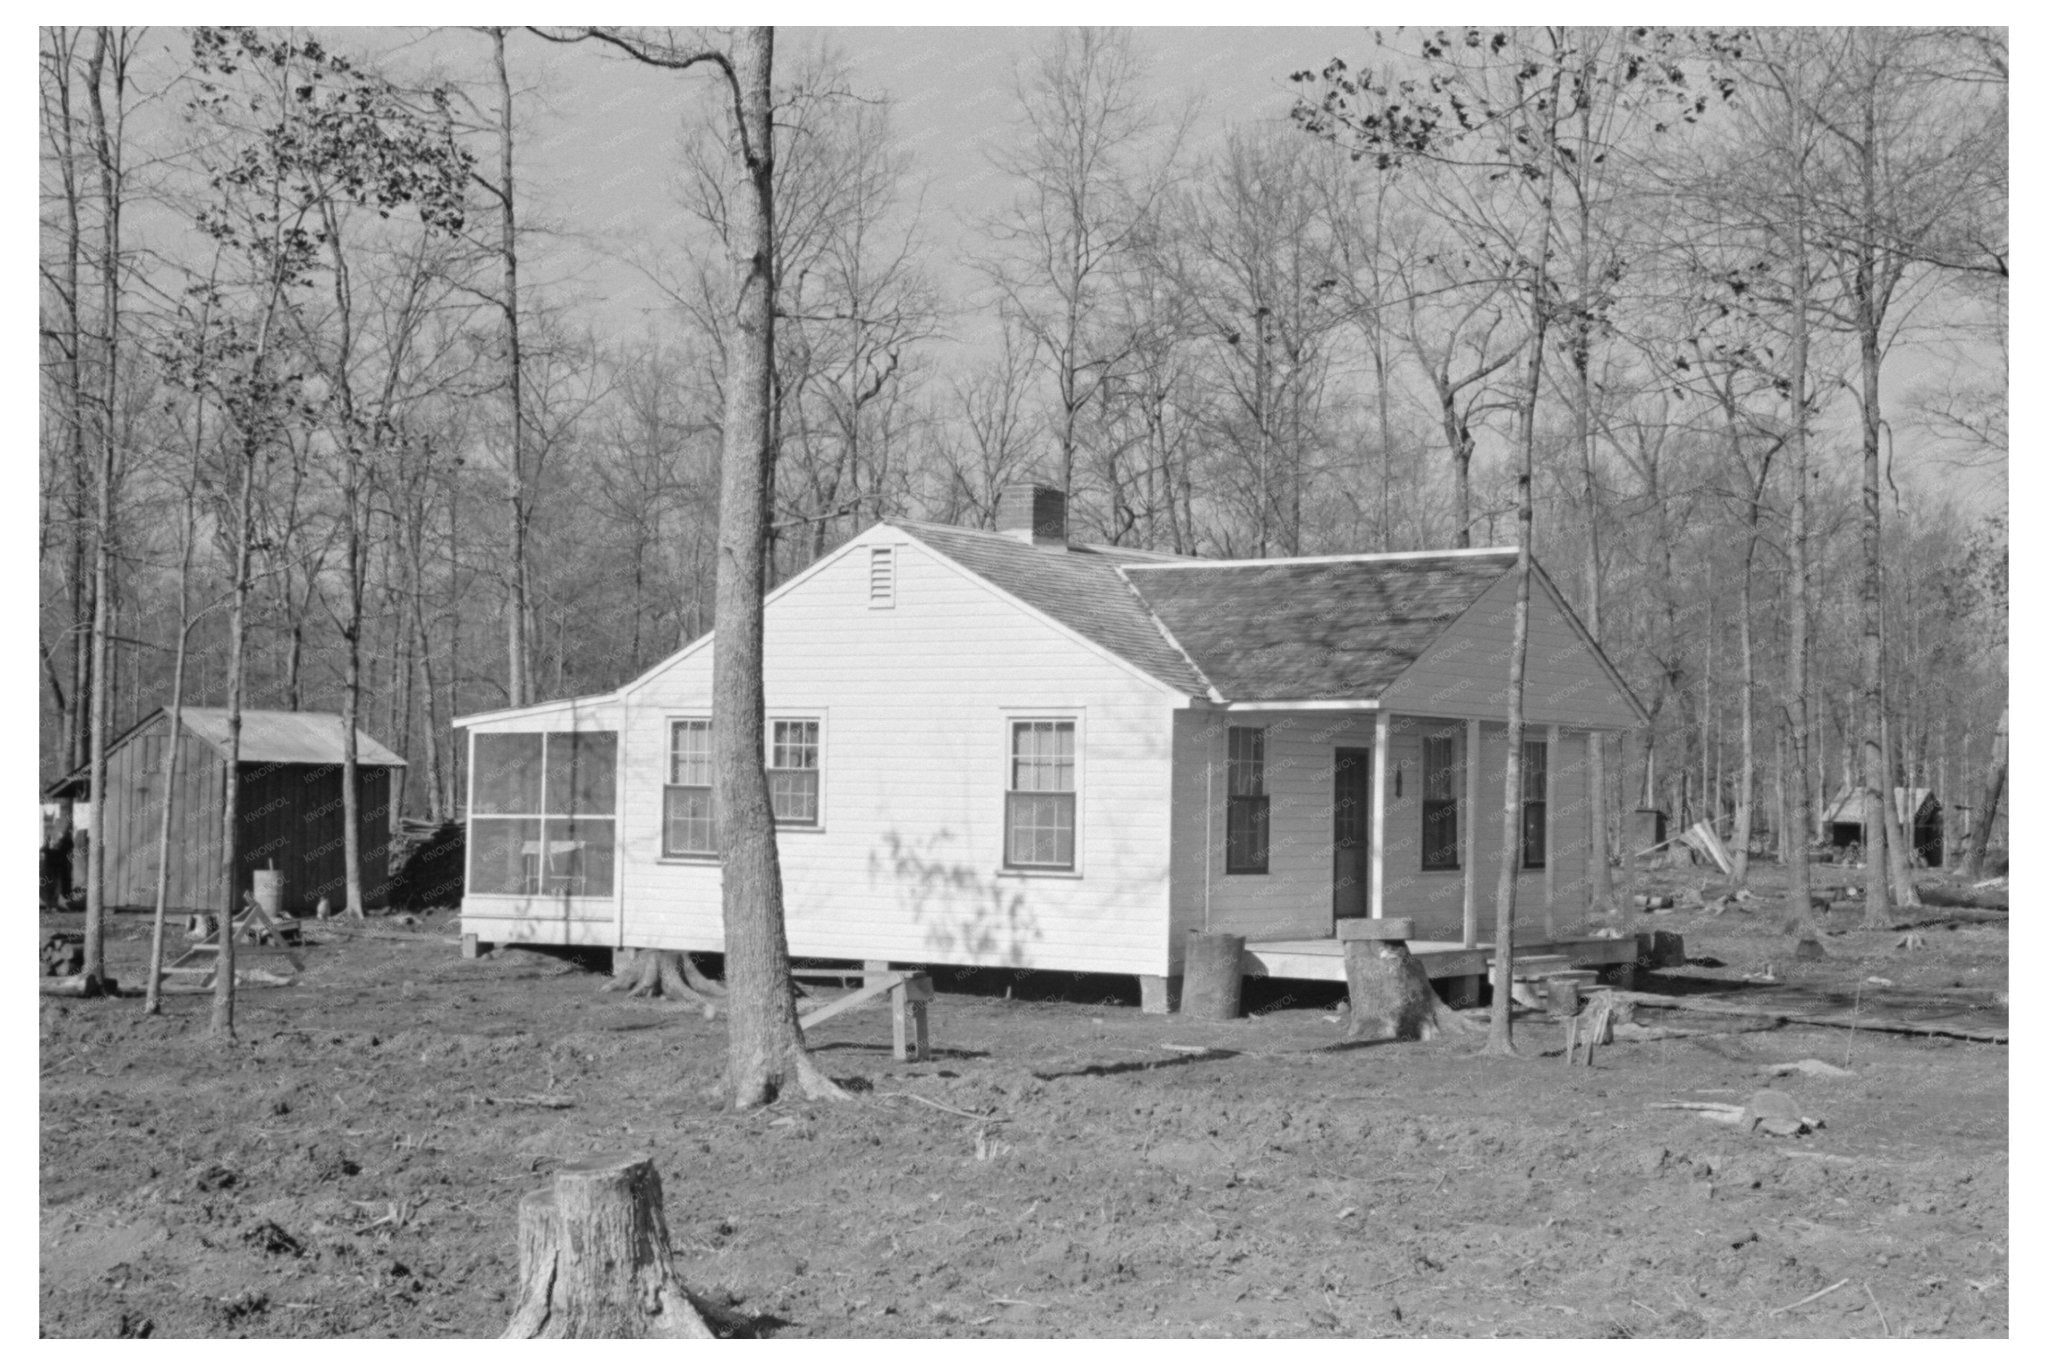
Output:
1421,733,1460,871
468,730,617,896
769,719,820,825
1006,719,1075,870
1521,738,1548,869
664,720,717,856
1225,726,1269,874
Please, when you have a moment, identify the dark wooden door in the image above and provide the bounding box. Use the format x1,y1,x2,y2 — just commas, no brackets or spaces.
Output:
1332,747,1372,920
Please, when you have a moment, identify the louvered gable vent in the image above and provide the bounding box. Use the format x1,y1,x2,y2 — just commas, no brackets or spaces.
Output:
868,545,896,608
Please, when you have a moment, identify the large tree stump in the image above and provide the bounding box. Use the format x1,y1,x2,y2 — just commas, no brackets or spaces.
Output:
503,1155,715,1339
1341,919,1474,1042
1181,932,1245,1020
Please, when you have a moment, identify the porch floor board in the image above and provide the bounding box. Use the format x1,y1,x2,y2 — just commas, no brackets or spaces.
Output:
1242,933,1634,984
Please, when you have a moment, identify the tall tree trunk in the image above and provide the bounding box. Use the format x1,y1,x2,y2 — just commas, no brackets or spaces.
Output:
340,500,366,916
146,490,200,1015
715,27,842,1110
1960,705,2005,880
215,425,258,1038
1733,546,1755,888
493,27,532,709
79,27,125,994
1487,64,1564,1059
1781,91,1817,932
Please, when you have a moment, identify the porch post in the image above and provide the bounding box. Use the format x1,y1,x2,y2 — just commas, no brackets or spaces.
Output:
1370,711,1390,919
1545,723,1560,935
1462,718,1481,948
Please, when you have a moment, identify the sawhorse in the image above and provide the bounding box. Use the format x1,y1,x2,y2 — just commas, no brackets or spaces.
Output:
792,960,932,1061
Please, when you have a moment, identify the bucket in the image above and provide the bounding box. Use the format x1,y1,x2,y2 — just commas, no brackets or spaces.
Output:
252,868,284,918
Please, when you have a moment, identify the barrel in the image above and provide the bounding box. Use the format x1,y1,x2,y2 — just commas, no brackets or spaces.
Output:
252,868,284,918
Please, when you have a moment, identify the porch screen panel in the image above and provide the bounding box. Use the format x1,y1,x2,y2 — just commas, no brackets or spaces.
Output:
1006,720,1075,870
472,733,543,814
545,731,617,815
468,816,542,896
469,732,616,896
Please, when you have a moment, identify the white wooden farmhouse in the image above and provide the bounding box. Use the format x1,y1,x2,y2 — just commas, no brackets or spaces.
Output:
455,484,1647,1009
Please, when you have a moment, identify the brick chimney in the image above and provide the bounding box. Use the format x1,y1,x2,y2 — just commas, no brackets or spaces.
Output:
997,483,1068,550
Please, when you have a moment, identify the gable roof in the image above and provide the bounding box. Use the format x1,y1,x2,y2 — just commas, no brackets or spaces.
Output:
891,520,1211,695
1124,552,1517,703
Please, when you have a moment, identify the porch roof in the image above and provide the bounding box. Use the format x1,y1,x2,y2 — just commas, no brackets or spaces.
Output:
1124,551,1516,702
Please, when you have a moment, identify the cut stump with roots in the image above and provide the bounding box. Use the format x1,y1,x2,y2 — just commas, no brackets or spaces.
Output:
503,1154,716,1339
604,950,718,1016
1343,926,1475,1042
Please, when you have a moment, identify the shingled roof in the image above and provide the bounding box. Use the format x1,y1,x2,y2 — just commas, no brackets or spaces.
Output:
891,520,1211,695
1125,552,1517,702
896,517,1521,703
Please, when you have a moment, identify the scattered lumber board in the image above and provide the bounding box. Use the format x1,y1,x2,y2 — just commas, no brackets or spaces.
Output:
1611,989,2006,1044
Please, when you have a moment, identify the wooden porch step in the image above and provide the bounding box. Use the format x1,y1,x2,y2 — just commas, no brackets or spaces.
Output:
1486,953,1572,979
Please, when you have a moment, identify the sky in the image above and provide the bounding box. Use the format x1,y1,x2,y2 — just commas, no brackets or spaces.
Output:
375,24,2004,514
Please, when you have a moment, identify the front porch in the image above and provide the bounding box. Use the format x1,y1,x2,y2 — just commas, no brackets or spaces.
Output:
1241,933,1636,984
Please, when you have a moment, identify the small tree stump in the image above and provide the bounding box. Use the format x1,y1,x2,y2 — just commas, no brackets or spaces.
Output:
1181,932,1245,1020
604,949,717,1017
503,1155,715,1339
1340,920,1473,1041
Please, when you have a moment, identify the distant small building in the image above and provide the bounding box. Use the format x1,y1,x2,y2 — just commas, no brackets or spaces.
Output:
43,708,406,915
1822,786,1943,867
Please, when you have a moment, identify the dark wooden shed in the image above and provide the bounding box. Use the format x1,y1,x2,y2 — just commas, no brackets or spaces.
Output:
44,708,406,915
1822,786,1944,867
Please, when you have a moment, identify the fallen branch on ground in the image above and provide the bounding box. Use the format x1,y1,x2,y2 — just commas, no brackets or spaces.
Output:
1610,990,2006,1044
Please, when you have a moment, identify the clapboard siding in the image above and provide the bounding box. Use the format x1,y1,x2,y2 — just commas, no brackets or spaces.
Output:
1378,717,1590,940
1380,574,1639,730
1164,709,1379,950
614,530,1179,975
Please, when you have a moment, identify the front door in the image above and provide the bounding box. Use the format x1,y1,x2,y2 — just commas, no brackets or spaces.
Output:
1332,747,1371,920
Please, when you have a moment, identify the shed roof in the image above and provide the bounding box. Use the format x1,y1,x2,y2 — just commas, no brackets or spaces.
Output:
1124,552,1517,702
175,708,407,767
1822,787,1939,826
43,707,404,800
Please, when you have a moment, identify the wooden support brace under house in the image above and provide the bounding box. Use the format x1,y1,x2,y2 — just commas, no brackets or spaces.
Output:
790,961,932,1062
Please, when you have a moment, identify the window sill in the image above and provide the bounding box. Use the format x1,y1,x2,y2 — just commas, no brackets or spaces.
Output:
995,867,1083,880
774,824,826,834
657,855,721,866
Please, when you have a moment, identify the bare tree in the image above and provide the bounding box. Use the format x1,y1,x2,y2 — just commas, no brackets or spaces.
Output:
979,27,1189,510
536,25,842,1107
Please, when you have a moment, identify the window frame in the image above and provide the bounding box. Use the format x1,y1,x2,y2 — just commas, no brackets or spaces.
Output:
1224,725,1270,875
767,714,825,830
1001,713,1081,875
662,716,718,860
1420,732,1462,872
1520,737,1548,870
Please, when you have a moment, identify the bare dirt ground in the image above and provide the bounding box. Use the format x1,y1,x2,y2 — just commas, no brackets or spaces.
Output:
40,864,2007,1339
